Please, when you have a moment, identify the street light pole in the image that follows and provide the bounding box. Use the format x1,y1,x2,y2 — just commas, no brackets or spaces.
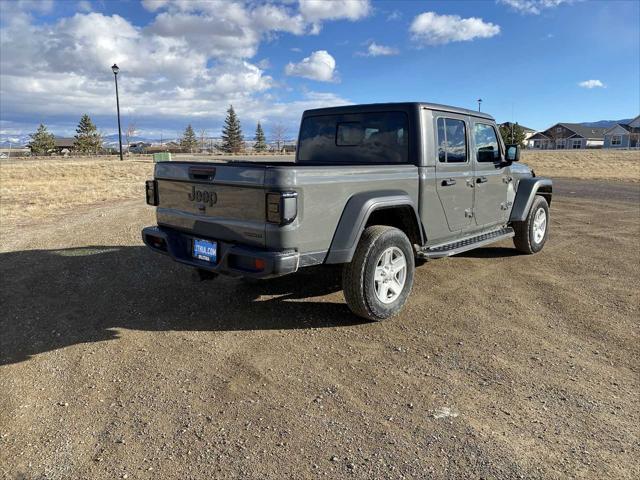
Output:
111,64,123,161
477,98,482,112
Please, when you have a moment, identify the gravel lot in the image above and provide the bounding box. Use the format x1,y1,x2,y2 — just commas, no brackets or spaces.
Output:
1,179,638,479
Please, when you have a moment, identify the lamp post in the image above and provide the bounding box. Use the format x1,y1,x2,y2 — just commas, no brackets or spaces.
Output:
477,98,482,112
111,63,123,161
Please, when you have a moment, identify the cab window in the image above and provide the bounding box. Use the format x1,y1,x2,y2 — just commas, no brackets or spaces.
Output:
474,123,501,162
436,117,467,163
298,111,409,164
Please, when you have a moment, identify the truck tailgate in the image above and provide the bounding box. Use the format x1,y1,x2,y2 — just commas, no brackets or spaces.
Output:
154,162,267,247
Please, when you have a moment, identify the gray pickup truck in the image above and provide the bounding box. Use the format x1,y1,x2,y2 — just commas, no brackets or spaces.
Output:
143,103,552,320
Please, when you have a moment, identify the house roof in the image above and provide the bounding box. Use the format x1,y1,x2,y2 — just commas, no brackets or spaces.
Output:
499,122,535,133
618,124,640,134
53,137,75,148
556,123,608,139
529,132,550,140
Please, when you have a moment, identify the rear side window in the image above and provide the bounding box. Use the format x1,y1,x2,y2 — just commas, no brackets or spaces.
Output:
474,123,501,162
436,117,467,163
298,112,409,164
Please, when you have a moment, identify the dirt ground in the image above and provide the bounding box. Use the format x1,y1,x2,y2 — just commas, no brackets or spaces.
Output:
1,173,639,478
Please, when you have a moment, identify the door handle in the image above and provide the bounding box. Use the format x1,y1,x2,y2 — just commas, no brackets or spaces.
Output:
441,178,456,186
476,176,488,184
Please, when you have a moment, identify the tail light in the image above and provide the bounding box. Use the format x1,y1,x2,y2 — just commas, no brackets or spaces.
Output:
266,191,297,225
146,180,158,206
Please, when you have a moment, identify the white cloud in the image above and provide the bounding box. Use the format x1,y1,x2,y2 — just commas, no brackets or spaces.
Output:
578,79,606,89
1,0,54,15
77,1,92,12
410,12,500,45
357,42,399,57
387,10,402,21
141,0,170,11
498,0,574,15
0,11,273,120
0,2,366,137
299,0,371,33
285,50,337,82
147,3,307,59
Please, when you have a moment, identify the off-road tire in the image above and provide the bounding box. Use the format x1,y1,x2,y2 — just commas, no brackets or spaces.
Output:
342,225,415,321
513,195,549,254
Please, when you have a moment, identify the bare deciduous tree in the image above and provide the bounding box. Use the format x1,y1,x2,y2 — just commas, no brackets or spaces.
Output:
271,123,287,152
125,122,137,151
199,129,207,153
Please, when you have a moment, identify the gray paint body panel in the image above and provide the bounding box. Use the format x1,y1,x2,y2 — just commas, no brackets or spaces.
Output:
264,165,419,255
325,191,421,264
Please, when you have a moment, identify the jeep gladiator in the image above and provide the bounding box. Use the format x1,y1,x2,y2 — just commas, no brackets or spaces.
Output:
142,103,552,320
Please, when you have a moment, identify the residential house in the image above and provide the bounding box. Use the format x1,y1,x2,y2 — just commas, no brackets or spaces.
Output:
529,123,608,149
603,115,640,149
128,142,151,153
38,137,76,155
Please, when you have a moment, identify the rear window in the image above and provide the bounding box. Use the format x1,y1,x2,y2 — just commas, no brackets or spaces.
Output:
297,112,409,164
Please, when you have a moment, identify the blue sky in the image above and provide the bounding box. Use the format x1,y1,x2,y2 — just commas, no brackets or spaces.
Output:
0,0,638,142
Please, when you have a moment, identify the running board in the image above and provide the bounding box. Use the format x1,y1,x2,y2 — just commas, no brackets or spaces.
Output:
418,227,515,259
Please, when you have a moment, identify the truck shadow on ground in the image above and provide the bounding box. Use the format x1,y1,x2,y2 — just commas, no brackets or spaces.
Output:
0,246,366,365
457,246,523,258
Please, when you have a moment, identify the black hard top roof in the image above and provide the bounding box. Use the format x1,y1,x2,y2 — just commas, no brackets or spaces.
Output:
302,102,494,121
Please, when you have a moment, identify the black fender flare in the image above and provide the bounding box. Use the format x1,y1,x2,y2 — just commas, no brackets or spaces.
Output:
325,190,423,264
510,177,553,222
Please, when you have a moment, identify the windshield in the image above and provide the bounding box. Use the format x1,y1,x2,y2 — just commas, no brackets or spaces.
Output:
297,111,409,164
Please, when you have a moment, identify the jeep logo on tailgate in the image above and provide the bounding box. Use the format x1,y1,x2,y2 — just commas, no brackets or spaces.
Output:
188,186,217,206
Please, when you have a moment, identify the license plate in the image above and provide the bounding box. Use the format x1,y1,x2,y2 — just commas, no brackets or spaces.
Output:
192,238,217,263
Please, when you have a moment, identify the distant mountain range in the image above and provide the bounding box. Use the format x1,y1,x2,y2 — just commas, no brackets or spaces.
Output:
578,118,633,128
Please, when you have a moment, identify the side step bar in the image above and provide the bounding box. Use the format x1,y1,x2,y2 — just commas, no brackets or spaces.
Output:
417,227,515,259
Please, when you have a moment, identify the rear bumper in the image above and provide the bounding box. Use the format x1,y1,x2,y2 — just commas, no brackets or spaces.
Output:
141,226,299,279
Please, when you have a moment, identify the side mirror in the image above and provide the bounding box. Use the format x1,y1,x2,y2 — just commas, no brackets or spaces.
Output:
505,144,520,163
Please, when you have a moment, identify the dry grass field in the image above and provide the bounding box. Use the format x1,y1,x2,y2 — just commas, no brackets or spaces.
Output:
0,158,153,229
522,149,640,181
0,150,638,237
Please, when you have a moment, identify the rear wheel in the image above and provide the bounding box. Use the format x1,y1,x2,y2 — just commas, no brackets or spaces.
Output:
342,226,415,321
513,195,549,254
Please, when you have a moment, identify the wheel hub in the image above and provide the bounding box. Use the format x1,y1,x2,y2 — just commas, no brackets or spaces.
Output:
374,247,407,304
532,207,547,244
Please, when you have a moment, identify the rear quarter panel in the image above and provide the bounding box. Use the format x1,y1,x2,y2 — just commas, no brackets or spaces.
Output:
264,165,419,255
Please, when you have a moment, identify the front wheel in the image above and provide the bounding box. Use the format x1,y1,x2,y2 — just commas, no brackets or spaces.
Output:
513,195,549,254
342,226,415,321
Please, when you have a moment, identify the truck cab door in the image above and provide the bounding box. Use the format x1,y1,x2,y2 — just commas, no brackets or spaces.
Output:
434,115,474,232
470,121,509,227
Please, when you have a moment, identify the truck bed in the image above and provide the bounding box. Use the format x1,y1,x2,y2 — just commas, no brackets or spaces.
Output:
153,161,420,258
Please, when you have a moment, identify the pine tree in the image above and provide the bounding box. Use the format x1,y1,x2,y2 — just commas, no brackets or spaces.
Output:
499,123,527,148
180,124,198,152
254,122,267,152
28,123,55,156
221,105,244,153
73,114,102,154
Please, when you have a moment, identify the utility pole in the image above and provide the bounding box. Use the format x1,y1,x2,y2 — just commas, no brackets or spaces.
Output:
477,98,482,112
